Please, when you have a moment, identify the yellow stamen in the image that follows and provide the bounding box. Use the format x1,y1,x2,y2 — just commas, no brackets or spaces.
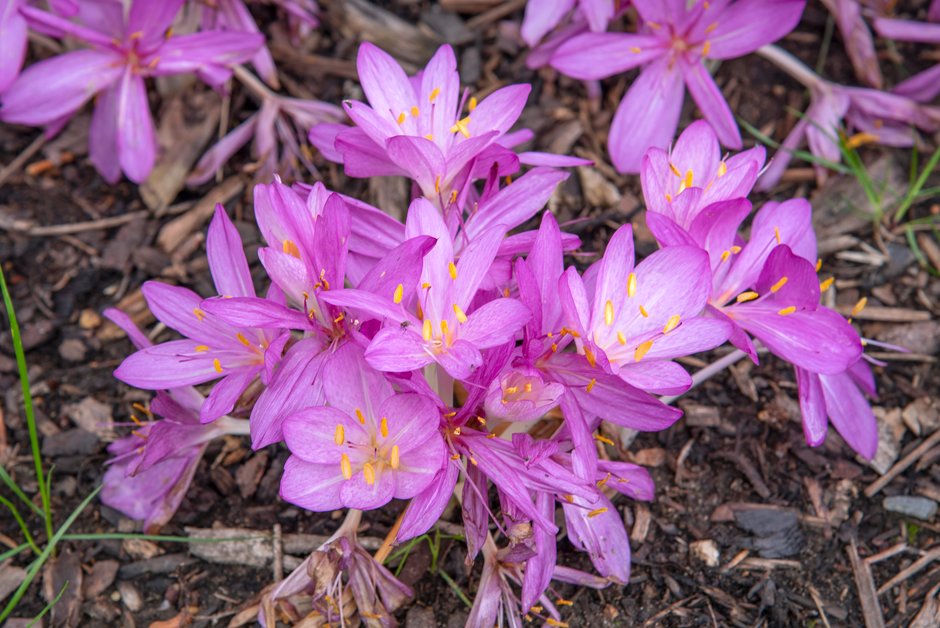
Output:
282,239,301,258
669,162,681,177
639,304,649,318
774,226,781,244
505,386,519,394
627,272,637,297
334,424,345,446
596,472,611,488
236,332,251,346
587,507,608,518
546,620,569,628
422,282,431,289
424,134,434,141
736,291,759,303
468,96,477,111
778,306,797,316
524,383,533,392
453,303,468,323
448,261,458,280
820,277,834,292
393,283,404,304
845,132,879,150
411,106,420,117
390,445,400,469
730,245,742,254
851,297,868,316
556,599,574,607
449,190,458,204
717,161,727,177
356,408,365,424
434,176,441,193
586,378,596,393
701,40,712,56
503,287,511,297
604,300,614,326
683,169,694,189
630,46,642,53
194,345,210,352
396,112,406,125
363,462,375,485
720,250,731,262
635,339,653,362
617,331,627,345
663,314,680,334
815,258,823,272
429,87,440,103
584,347,596,367
340,453,352,480
595,434,614,446
770,277,788,293
213,358,223,373
193,307,206,321
380,417,389,438
706,21,718,33
648,20,661,28
440,320,449,336
422,319,432,342
665,192,673,202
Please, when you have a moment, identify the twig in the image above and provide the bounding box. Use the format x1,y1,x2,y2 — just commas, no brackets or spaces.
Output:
272,523,283,583
846,539,886,628
0,211,148,237
808,585,833,628
0,134,46,187
465,0,526,30
865,430,940,497
877,547,940,596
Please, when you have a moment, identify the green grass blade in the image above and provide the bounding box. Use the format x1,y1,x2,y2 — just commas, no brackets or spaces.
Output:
0,465,44,518
28,580,68,627
0,269,53,542
738,117,853,174
0,495,41,554
0,485,101,624
895,143,940,223
0,543,29,563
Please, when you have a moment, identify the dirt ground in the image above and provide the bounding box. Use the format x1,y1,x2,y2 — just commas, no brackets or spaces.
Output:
1,1,939,626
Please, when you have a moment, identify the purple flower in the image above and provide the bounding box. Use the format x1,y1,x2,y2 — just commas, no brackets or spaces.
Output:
0,0,262,182
874,15,940,101
100,308,248,531
550,0,806,172
756,45,940,189
115,207,287,423
641,120,765,244
821,0,882,88
199,0,279,87
279,343,446,511
796,357,877,458
310,42,587,208
188,67,343,185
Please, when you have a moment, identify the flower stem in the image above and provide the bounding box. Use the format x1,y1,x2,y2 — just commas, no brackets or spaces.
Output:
374,508,407,564
217,416,251,436
232,64,277,102
661,349,749,405
756,45,823,91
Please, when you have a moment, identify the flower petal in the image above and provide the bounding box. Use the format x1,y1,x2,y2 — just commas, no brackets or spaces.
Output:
280,456,345,511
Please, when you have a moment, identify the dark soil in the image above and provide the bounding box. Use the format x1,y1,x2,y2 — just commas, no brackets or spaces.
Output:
1,2,939,627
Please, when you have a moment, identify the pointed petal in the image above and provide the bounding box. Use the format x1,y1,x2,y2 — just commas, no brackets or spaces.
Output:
795,367,828,446
460,298,530,348
365,327,434,373
116,71,157,183
279,456,345,511
207,206,255,298
681,60,741,148
551,33,664,80
200,367,258,423
707,0,806,59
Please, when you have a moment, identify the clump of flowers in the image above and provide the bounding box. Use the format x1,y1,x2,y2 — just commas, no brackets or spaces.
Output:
103,39,882,626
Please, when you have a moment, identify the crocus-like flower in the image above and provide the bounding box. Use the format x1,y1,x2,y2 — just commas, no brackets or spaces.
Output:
0,0,262,182
756,44,940,189
279,343,446,511
188,67,343,185
821,0,882,88
310,42,586,208
100,308,249,532
115,207,287,423
199,0,279,87
550,0,806,172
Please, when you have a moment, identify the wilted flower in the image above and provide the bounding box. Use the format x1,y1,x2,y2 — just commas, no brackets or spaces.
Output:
0,0,262,182
821,0,882,88
550,0,806,172
874,14,940,101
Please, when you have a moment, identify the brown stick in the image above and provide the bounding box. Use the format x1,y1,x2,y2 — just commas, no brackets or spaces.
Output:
847,539,886,628
0,210,148,237
865,429,940,497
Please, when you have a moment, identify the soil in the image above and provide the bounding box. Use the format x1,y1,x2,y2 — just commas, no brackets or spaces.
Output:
1,2,939,627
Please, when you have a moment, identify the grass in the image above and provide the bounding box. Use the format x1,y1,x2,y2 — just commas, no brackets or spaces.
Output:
388,528,472,608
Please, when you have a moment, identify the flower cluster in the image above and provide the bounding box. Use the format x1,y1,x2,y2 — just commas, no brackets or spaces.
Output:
103,40,881,626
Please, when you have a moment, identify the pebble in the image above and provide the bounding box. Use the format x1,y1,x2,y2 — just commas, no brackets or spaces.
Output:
690,539,720,567
41,428,98,457
116,581,143,612
405,605,436,628
883,495,938,521
58,338,87,362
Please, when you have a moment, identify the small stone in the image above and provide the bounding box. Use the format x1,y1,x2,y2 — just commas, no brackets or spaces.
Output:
83,560,119,598
41,428,98,457
64,396,113,436
603,604,620,620
632,448,666,467
405,605,436,628
121,538,163,560
902,398,940,436
116,581,142,612
866,411,901,475
79,309,102,329
876,321,940,356
58,338,86,362
883,495,938,521
577,166,621,208
690,539,720,567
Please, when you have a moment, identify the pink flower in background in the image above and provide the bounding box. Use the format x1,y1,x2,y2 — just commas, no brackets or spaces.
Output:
821,0,883,88
521,0,617,46
0,0,262,182
874,14,940,101
550,0,806,172
0,0,27,93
